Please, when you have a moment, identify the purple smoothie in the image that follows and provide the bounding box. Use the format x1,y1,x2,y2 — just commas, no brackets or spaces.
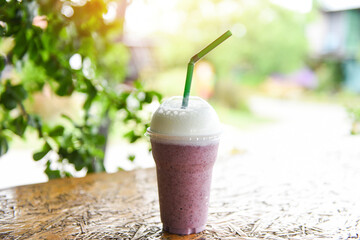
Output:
151,139,219,235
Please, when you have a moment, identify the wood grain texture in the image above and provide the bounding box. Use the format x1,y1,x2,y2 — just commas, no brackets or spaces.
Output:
0,169,208,239
1,153,359,239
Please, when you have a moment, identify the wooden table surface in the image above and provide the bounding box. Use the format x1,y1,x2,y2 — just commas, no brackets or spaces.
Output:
1,151,359,239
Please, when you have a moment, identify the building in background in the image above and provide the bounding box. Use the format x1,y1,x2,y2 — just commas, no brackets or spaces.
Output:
308,0,360,92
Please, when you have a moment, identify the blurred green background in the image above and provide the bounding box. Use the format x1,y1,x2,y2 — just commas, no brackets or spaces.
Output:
131,0,360,127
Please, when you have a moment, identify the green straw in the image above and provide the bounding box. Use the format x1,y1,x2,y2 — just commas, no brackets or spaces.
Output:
182,30,232,108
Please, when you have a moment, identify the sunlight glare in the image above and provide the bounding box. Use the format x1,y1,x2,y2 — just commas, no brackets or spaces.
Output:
270,0,312,13
217,0,239,17
61,3,74,18
70,0,87,7
69,53,82,70
124,0,182,37
103,2,117,23
200,1,216,18
259,8,276,23
83,57,95,79
232,23,247,38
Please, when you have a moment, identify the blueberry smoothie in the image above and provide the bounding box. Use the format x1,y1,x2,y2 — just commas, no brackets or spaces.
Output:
147,96,221,235
151,140,219,234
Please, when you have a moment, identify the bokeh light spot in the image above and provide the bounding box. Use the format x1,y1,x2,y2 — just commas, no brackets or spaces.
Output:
61,3,74,18
69,53,82,70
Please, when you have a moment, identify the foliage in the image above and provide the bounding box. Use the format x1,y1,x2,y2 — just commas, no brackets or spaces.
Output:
310,59,343,92
213,79,249,110
346,105,360,135
155,0,308,86
0,0,161,179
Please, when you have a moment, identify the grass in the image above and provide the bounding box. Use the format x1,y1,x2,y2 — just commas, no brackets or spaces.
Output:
211,101,272,130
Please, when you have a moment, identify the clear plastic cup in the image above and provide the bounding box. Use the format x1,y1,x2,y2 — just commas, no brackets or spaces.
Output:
147,96,221,235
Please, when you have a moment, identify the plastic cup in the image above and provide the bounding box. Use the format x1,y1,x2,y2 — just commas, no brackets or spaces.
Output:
147,96,221,235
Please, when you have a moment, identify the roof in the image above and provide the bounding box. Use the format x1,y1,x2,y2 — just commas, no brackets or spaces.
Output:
319,0,360,12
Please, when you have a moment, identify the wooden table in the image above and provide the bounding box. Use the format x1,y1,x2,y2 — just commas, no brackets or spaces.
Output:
1,152,359,239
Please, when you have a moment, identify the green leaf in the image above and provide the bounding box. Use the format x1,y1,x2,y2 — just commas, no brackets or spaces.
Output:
61,114,73,123
10,115,27,136
0,136,9,156
0,82,27,110
33,151,49,161
83,96,92,110
56,81,73,96
33,143,51,161
45,161,61,179
11,84,27,101
83,79,97,110
0,92,17,110
0,55,5,71
144,91,162,103
144,92,153,103
124,130,135,139
94,134,106,146
13,29,27,59
25,29,33,40
28,115,43,137
128,154,135,162
0,22,6,36
46,169,61,179
40,49,50,62
133,81,143,90
58,147,69,159
123,130,141,143
62,134,73,149
69,151,86,171
90,148,104,158
49,125,65,137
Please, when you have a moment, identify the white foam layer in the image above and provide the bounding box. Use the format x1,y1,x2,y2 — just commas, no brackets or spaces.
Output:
149,134,220,146
149,96,221,137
